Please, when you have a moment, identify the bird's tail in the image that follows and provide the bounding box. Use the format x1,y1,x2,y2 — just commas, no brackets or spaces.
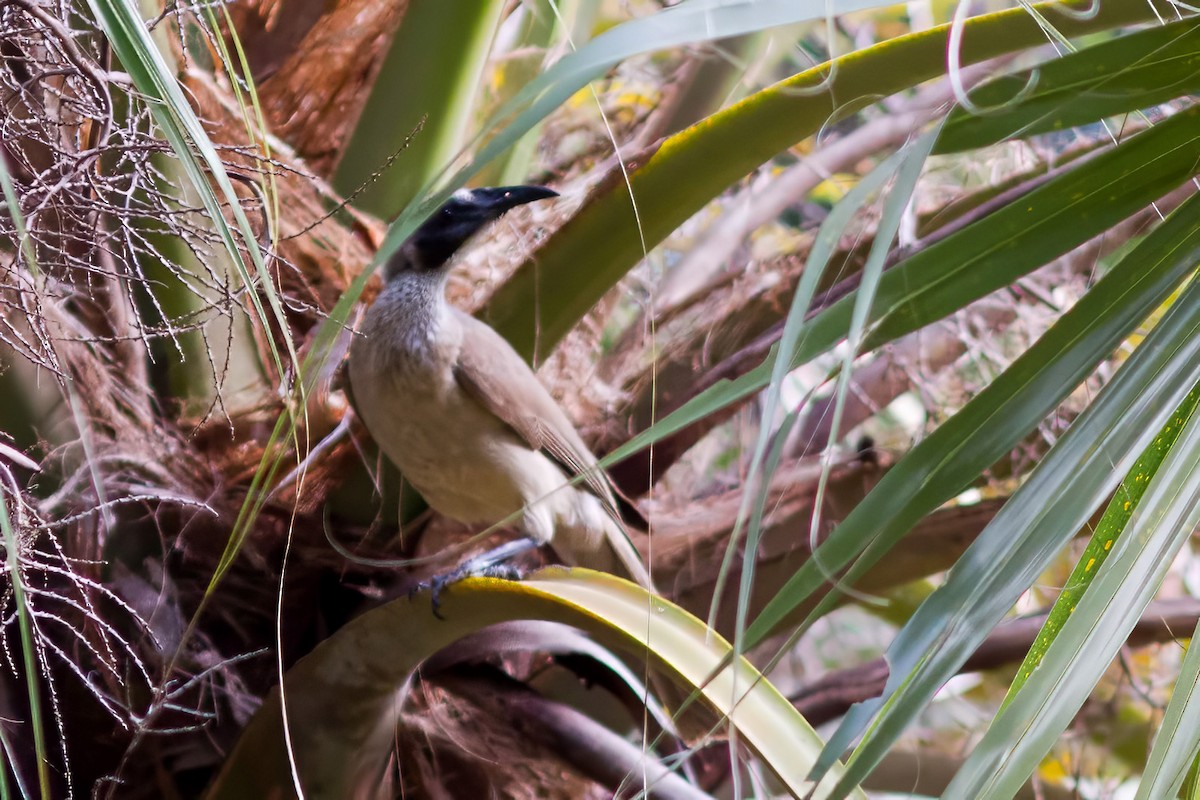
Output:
592,516,721,744
603,514,654,590
559,512,653,590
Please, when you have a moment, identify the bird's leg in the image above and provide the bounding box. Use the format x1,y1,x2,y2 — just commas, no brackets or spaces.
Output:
453,537,540,579
421,537,541,618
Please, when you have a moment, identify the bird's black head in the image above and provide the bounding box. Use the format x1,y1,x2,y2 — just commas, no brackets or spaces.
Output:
388,185,558,278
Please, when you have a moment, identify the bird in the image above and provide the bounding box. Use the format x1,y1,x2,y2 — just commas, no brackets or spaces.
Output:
348,186,652,589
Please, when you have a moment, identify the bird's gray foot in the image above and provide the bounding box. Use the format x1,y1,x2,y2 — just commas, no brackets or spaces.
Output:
418,538,540,619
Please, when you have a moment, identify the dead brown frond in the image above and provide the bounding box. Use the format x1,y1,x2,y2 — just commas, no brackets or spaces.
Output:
395,677,604,800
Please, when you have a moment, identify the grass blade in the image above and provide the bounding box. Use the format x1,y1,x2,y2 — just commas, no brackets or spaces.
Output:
817,259,1200,796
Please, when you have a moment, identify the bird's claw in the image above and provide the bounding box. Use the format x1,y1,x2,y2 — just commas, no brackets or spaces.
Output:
408,570,460,620
410,558,526,619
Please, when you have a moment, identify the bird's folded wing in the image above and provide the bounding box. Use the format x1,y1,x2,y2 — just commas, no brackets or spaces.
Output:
451,311,621,518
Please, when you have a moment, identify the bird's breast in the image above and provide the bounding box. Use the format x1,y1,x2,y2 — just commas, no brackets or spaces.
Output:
350,330,533,523
348,287,587,530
